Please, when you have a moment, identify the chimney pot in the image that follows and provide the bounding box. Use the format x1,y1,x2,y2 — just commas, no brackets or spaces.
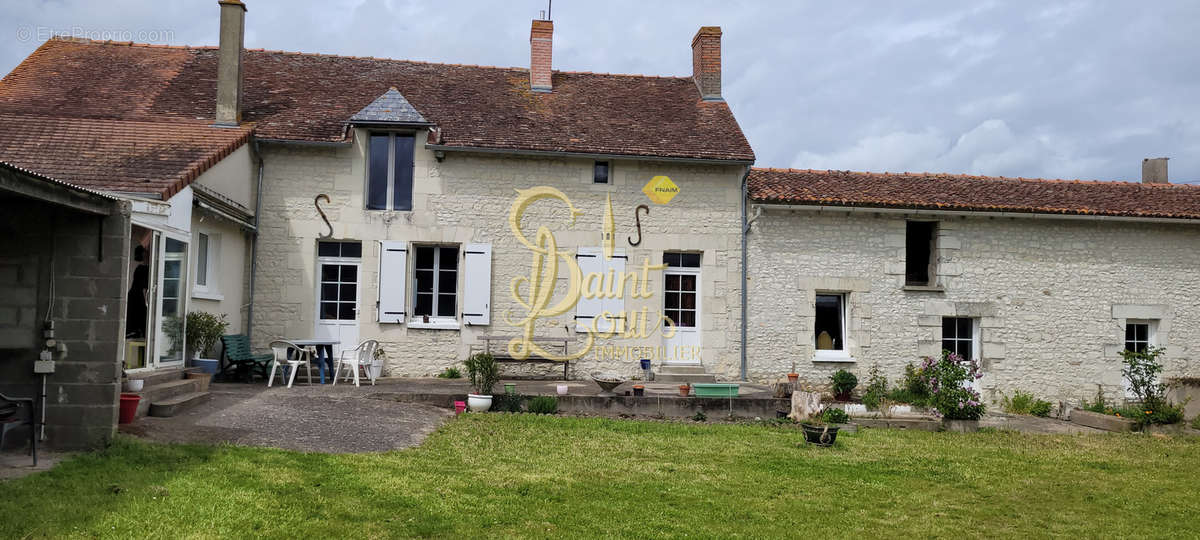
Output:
1142,157,1169,184
691,26,722,101
215,0,246,126
530,19,554,93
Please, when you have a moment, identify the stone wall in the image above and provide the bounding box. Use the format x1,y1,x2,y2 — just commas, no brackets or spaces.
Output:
251,130,746,380
746,208,1200,405
0,197,129,450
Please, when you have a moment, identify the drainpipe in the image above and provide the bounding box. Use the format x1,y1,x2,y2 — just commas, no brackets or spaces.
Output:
739,165,752,381
245,140,264,338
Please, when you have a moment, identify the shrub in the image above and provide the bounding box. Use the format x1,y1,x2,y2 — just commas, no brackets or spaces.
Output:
491,393,524,413
921,351,985,420
819,407,849,424
830,369,858,398
184,311,229,358
1002,390,1052,418
527,396,558,415
437,367,463,379
1120,347,1185,426
464,353,500,395
691,410,708,422
1192,415,1200,430
862,364,889,411
903,363,931,399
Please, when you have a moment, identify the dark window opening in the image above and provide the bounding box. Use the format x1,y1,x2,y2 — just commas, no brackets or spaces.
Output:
318,241,362,259
662,252,701,268
367,132,415,211
942,317,974,359
906,221,937,285
593,161,610,184
1125,323,1151,353
814,294,845,351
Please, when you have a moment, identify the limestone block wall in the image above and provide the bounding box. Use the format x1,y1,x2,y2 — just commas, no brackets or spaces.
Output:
251,130,746,380
746,208,1200,405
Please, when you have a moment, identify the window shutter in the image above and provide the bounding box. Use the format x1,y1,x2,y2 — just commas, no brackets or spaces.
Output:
575,247,603,332
378,241,408,323
463,243,492,325
603,249,627,333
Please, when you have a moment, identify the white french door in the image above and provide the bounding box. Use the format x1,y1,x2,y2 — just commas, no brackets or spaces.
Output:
315,242,361,358
662,254,701,365
152,234,188,369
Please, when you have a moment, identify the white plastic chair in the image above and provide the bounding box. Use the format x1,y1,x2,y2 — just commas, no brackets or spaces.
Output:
267,340,312,388
333,340,380,387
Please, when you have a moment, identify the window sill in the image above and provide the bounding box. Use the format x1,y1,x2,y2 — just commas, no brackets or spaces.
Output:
191,290,224,301
902,284,944,292
812,352,856,364
407,319,460,330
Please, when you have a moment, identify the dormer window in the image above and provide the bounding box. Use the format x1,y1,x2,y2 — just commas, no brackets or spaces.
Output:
367,132,414,211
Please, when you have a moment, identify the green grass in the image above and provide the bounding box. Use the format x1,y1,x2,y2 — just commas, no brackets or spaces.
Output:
3,415,1200,538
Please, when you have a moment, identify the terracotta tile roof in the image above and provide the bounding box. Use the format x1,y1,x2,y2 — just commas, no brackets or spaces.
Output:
0,38,754,162
748,168,1200,221
0,113,252,199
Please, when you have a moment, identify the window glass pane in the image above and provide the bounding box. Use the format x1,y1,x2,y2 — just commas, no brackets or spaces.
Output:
960,340,973,360
320,302,338,319
1125,324,1135,341
367,134,390,210
437,294,456,317
415,247,434,269
439,247,458,270
680,253,701,268
339,284,356,302
414,294,433,316
163,299,177,315
321,265,338,282
593,161,609,184
196,234,209,286
320,283,338,302
663,253,681,267
957,317,972,337
338,303,356,320
341,242,362,259
1136,324,1148,341
438,270,456,293
318,242,340,258
392,134,414,211
340,265,357,282
415,270,434,293
943,317,957,338
814,294,844,350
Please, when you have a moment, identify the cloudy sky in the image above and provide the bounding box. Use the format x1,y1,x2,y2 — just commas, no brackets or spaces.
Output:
3,1,1198,183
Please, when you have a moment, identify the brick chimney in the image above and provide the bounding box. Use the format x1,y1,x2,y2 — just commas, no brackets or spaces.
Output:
530,19,553,92
691,26,722,101
215,0,246,126
1142,157,1169,184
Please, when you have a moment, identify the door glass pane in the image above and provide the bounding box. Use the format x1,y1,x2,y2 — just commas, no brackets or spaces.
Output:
680,275,696,291
338,302,356,320
339,284,357,302
159,238,188,364
320,302,338,319
679,310,696,328
340,264,357,282
367,134,390,210
321,283,338,302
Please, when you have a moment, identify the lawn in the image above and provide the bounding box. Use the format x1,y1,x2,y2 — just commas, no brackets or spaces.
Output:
2,415,1199,538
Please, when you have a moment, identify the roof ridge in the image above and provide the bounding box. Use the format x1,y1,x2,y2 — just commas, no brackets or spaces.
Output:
752,166,1200,189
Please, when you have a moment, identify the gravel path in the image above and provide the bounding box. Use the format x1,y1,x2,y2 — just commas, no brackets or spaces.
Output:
124,383,453,453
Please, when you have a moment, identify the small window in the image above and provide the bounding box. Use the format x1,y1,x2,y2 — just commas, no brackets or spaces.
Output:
662,252,701,268
942,317,975,359
196,233,210,287
906,221,937,286
413,245,458,319
814,294,845,351
593,161,610,184
1125,321,1154,353
367,132,415,211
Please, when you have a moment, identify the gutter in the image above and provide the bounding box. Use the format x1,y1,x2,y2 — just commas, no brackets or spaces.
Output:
738,164,753,381
752,203,1200,225
245,140,265,338
425,143,755,166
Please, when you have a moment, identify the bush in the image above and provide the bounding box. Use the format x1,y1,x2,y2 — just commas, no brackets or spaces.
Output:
819,407,849,424
921,351,985,420
885,388,928,407
862,364,889,411
464,353,500,395
1001,390,1052,417
903,363,931,399
1192,415,1200,431
830,369,858,398
184,311,229,358
491,393,524,413
436,367,462,379
527,396,558,415
691,410,708,422
1120,347,1185,426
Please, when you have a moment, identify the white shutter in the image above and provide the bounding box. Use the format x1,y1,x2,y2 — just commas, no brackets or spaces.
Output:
462,243,492,325
575,247,603,332
377,241,408,323
603,249,627,333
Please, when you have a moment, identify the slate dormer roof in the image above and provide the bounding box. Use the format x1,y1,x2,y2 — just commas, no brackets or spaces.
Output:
349,87,431,127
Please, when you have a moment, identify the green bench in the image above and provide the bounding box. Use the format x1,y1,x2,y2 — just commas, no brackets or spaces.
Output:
220,334,274,382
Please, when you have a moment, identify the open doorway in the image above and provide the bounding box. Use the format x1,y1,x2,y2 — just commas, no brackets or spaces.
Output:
124,225,188,372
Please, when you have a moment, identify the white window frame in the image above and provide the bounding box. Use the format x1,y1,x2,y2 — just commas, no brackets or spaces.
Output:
813,292,852,362
191,231,222,300
1124,319,1157,353
941,317,980,361
409,244,460,329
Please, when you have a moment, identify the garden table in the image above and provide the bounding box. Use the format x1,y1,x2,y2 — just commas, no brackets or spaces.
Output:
288,338,340,384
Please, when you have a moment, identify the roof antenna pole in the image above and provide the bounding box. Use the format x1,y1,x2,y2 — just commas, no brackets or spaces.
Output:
547,0,552,20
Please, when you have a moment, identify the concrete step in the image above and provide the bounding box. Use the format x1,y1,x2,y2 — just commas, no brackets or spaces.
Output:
655,365,716,383
134,379,202,417
148,391,211,418
130,367,187,388
657,364,708,374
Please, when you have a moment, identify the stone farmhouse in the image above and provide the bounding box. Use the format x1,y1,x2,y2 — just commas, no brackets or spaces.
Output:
0,1,1198,449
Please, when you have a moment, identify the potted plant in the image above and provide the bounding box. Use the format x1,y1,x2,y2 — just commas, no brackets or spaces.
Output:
830,369,858,401
632,384,645,397
801,407,844,447
787,360,799,383
185,311,229,373
678,383,691,397
464,352,499,412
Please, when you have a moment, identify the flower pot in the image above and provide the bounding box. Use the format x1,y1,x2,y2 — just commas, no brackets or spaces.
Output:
185,372,212,392
118,393,141,424
639,359,652,371
801,423,839,447
194,358,219,374
556,384,569,395
504,383,516,395
467,394,493,412
124,379,144,392
453,401,466,415
787,373,799,383
678,385,690,397
632,385,645,397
